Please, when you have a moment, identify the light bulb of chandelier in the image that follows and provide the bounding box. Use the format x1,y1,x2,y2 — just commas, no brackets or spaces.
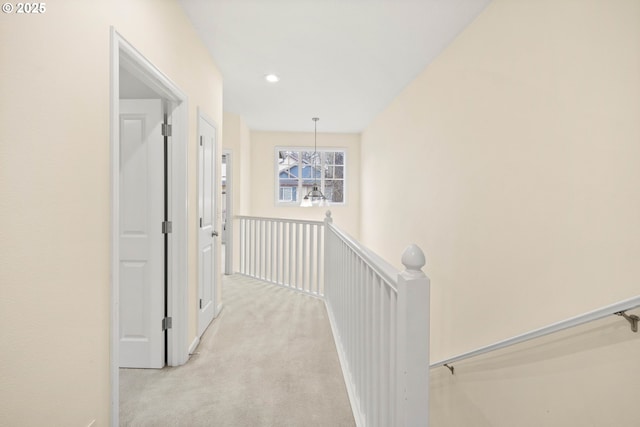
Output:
300,196,312,208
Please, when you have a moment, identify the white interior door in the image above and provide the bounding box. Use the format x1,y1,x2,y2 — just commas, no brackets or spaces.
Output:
119,99,164,369
198,115,217,337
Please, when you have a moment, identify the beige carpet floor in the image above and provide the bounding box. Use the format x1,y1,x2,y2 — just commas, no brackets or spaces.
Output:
120,274,355,427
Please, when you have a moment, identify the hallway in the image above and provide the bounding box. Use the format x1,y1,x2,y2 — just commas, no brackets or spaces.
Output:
120,275,355,427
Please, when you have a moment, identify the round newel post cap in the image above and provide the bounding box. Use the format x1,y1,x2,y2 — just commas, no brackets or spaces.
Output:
325,210,333,223
401,244,426,274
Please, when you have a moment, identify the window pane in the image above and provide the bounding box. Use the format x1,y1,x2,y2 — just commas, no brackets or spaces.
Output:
334,166,344,178
335,152,344,165
326,180,344,203
278,151,299,202
324,186,333,200
302,151,319,165
313,164,322,180
325,152,335,164
301,164,311,179
302,164,322,181
324,165,334,179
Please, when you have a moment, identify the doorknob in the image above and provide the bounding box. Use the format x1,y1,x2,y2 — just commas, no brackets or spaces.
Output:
212,231,219,237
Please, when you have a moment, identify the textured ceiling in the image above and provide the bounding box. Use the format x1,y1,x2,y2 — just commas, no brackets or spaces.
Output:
178,0,491,133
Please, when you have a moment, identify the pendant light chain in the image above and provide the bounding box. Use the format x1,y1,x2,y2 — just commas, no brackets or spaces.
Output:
301,117,328,207
313,117,318,154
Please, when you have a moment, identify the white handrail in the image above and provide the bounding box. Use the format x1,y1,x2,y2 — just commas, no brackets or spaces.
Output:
237,214,324,226
326,221,398,291
431,294,640,369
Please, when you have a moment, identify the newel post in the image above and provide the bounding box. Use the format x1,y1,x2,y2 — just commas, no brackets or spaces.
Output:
396,244,430,427
324,210,333,225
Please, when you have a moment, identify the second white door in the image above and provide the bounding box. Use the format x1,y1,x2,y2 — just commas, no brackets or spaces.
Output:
198,115,217,337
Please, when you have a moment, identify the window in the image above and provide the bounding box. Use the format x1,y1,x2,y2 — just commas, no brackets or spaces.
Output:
279,187,294,202
277,148,346,205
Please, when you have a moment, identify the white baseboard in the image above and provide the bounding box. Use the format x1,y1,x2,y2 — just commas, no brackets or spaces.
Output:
188,336,200,355
214,303,224,318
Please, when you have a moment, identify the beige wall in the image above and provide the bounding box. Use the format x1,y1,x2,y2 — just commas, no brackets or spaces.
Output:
0,1,222,425
223,112,252,273
360,0,640,425
249,130,361,238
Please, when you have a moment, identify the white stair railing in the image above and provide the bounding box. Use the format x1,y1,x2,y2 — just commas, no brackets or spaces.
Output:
324,212,430,427
236,211,430,427
237,215,325,296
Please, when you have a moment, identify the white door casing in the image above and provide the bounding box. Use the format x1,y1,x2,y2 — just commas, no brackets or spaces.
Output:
221,154,228,245
223,150,233,275
119,99,165,369
112,29,190,426
197,114,217,337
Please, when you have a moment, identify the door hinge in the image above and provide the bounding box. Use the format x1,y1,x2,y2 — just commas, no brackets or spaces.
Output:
200,136,203,146
199,218,203,228
199,299,203,309
162,317,172,331
162,221,172,234
161,123,172,137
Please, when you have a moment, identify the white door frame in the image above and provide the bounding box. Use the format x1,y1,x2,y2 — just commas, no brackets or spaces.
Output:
223,149,233,275
110,27,189,426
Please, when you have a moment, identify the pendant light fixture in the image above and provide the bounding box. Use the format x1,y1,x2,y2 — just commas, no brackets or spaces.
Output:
301,117,328,207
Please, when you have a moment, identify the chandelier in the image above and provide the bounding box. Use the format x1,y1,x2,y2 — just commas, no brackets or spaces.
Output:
301,117,328,207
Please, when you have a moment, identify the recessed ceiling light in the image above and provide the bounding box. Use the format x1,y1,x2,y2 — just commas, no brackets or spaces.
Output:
264,74,280,83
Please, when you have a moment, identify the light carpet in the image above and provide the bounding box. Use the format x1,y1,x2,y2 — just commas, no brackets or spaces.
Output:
120,274,355,427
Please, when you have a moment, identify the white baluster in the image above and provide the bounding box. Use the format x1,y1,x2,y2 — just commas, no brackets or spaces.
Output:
267,220,272,282
256,219,260,278
239,218,245,274
302,222,307,292
288,221,293,287
389,290,397,426
364,264,373,425
309,224,313,292
250,219,255,277
356,261,365,407
380,282,391,427
273,220,277,283
317,222,322,294
297,222,302,289
323,210,333,298
372,274,381,426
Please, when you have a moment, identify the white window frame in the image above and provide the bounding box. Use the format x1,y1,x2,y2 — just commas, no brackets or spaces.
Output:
275,146,347,206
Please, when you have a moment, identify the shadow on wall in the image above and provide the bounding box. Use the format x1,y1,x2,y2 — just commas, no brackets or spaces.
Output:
430,367,494,426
